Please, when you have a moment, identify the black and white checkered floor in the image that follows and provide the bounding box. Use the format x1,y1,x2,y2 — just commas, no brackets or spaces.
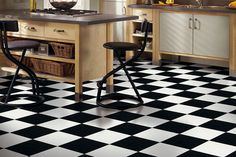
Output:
0,60,236,157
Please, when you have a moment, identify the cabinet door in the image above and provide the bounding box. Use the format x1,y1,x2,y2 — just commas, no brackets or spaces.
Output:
193,15,229,58
160,12,193,54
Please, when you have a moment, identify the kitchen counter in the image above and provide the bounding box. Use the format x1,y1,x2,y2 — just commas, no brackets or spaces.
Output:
0,10,138,25
126,3,236,77
129,4,236,14
0,10,138,99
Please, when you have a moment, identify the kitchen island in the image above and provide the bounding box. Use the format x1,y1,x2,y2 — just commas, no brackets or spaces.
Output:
0,10,138,99
126,1,236,77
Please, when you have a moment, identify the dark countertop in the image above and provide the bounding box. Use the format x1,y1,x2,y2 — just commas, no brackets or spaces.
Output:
0,10,138,25
129,4,236,14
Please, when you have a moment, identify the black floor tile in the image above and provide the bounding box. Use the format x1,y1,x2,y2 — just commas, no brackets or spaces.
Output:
112,136,156,151
109,123,149,135
156,121,194,133
61,138,106,153
163,135,207,149
8,140,54,156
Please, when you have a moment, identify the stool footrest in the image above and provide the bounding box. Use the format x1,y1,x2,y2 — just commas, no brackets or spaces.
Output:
97,93,143,109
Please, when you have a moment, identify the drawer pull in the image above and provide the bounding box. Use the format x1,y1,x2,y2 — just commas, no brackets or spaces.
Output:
25,26,36,31
53,29,65,33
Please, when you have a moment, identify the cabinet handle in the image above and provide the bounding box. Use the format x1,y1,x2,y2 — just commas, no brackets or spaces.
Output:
189,18,193,29
25,26,36,31
53,29,65,33
141,13,147,16
194,18,201,30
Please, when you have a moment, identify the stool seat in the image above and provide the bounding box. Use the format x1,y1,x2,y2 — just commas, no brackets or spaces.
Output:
8,40,40,50
104,42,140,51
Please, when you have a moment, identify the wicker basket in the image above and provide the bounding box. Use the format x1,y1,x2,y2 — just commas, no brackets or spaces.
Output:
31,58,74,76
7,56,33,68
50,42,74,59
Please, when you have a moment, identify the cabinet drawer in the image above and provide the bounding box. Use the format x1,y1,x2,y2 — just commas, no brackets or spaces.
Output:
20,21,45,37
45,23,76,40
133,9,153,21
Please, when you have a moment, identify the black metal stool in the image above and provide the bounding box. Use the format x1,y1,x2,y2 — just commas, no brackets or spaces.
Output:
97,19,150,109
0,20,44,107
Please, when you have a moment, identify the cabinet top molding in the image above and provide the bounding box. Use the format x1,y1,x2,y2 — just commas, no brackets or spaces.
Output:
128,4,236,14
0,10,138,25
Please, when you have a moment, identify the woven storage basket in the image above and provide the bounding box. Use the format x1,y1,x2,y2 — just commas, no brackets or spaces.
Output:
31,58,74,76
50,42,74,59
7,56,33,68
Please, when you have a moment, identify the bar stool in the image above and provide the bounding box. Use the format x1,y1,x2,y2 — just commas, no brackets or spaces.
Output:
0,20,44,107
97,19,150,109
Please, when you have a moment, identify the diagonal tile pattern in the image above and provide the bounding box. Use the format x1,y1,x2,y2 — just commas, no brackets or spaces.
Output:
0,60,236,156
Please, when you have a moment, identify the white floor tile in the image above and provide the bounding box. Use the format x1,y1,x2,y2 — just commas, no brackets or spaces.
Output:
205,103,236,113
196,95,226,103
213,80,236,86
173,115,211,126
181,80,208,87
143,75,169,81
86,130,129,144
38,119,78,131
45,90,75,98
141,143,188,157
0,109,35,119
85,117,124,129
174,74,200,80
0,133,29,148
193,141,236,157
153,88,183,95
35,132,80,146
84,108,118,117
159,96,190,104
129,116,168,127
88,145,135,157
0,149,27,157
182,127,224,140
139,69,163,74
221,86,236,92
45,98,77,107
166,104,200,114
41,108,77,118
0,120,33,132
216,113,236,124
31,147,81,157
148,81,175,88
134,128,177,142
204,74,228,79
47,82,74,90
125,106,160,115
187,87,217,94
169,69,193,74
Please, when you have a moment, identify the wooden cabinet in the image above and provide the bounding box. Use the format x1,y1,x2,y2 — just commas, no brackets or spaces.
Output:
3,20,76,83
160,12,229,59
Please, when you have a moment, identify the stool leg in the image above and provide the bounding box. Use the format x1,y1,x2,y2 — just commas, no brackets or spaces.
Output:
4,49,27,103
115,50,143,103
